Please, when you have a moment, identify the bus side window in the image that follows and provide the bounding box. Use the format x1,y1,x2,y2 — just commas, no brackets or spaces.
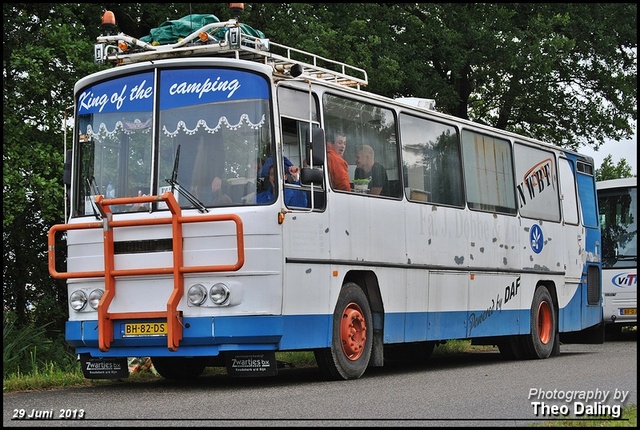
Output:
282,117,325,209
400,113,464,206
323,94,401,198
461,130,516,214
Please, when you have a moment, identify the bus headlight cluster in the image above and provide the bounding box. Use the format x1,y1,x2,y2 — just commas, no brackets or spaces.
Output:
69,289,104,312
187,283,230,306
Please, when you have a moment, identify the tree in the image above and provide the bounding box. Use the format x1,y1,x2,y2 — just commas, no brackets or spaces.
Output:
596,155,636,181
365,4,636,151
3,3,103,328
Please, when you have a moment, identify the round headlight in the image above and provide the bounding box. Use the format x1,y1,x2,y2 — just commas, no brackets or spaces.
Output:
188,283,207,306
69,290,87,311
88,289,104,309
210,283,230,305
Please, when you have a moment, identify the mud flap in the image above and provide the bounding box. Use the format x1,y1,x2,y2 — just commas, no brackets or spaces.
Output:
225,351,278,377
79,354,129,379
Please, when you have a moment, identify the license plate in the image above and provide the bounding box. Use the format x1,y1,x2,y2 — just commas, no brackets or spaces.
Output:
122,322,167,337
621,308,637,316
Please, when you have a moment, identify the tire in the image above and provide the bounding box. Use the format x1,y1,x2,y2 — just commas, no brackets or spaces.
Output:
150,356,207,380
520,286,557,359
314,282,373,380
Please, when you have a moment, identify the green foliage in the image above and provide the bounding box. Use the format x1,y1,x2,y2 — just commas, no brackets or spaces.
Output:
596,155,636,181
3,313,44,378
3,312,76,378
276,351,316,368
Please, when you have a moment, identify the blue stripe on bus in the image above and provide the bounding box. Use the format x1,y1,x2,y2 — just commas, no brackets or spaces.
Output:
65,309,524,357
66,280,602,358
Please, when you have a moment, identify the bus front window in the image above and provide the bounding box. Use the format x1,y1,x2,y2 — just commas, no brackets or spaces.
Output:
77,111,153,216
75,72,154,216
158,68,272,208
75,68,273,216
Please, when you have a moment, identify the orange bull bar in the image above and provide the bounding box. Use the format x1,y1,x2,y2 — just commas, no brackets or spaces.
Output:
48,192,245,352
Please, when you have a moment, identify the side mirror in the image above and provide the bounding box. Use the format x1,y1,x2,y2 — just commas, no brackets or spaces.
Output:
306,128,325,167
300,167,324,185
63,149,72,186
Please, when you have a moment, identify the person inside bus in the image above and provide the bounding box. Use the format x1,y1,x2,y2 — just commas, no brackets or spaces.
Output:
210,176,232,206
257,159,308,207
240,157,263,204
326,130,351,191
354,144,389,196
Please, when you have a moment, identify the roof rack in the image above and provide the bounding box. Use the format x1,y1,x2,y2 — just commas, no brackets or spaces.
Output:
94,18,368,89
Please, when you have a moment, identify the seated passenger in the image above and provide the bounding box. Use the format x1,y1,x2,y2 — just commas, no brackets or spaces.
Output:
257,161,308,207
326,130,351,191
210,176,232,206
354,144,388,195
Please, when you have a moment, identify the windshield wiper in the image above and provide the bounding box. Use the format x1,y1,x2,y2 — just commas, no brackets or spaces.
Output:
164,145,208,213
86,177,103,220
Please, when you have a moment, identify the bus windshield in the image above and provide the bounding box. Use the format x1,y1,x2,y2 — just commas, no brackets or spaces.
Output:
599,184,637,269
75,68,272,216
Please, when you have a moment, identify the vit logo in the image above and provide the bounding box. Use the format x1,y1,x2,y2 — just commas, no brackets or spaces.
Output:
611,272,637,288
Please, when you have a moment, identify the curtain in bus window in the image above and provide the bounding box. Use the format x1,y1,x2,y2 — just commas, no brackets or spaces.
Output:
513,143,560,221
399,113,464,206
160,100,265,137
461,130,516,214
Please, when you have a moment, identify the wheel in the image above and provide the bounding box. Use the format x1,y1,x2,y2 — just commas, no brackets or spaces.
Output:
314,282,373,380
520,286,557,359
150,356,206,380
384,342,435,362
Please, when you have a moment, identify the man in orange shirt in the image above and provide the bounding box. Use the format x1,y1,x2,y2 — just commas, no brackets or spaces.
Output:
326,130,351,191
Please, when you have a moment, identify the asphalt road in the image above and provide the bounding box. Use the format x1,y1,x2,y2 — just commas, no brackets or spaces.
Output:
4,331,637,427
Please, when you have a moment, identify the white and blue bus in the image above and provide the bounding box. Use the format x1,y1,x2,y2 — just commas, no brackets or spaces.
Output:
597,178,637,336
48,6,603,381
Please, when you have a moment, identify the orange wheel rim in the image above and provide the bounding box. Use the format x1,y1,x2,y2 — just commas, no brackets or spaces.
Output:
537,300,552,344
340,303,367,360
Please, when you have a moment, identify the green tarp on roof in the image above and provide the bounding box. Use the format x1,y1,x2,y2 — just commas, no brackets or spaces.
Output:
140,14,265,45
